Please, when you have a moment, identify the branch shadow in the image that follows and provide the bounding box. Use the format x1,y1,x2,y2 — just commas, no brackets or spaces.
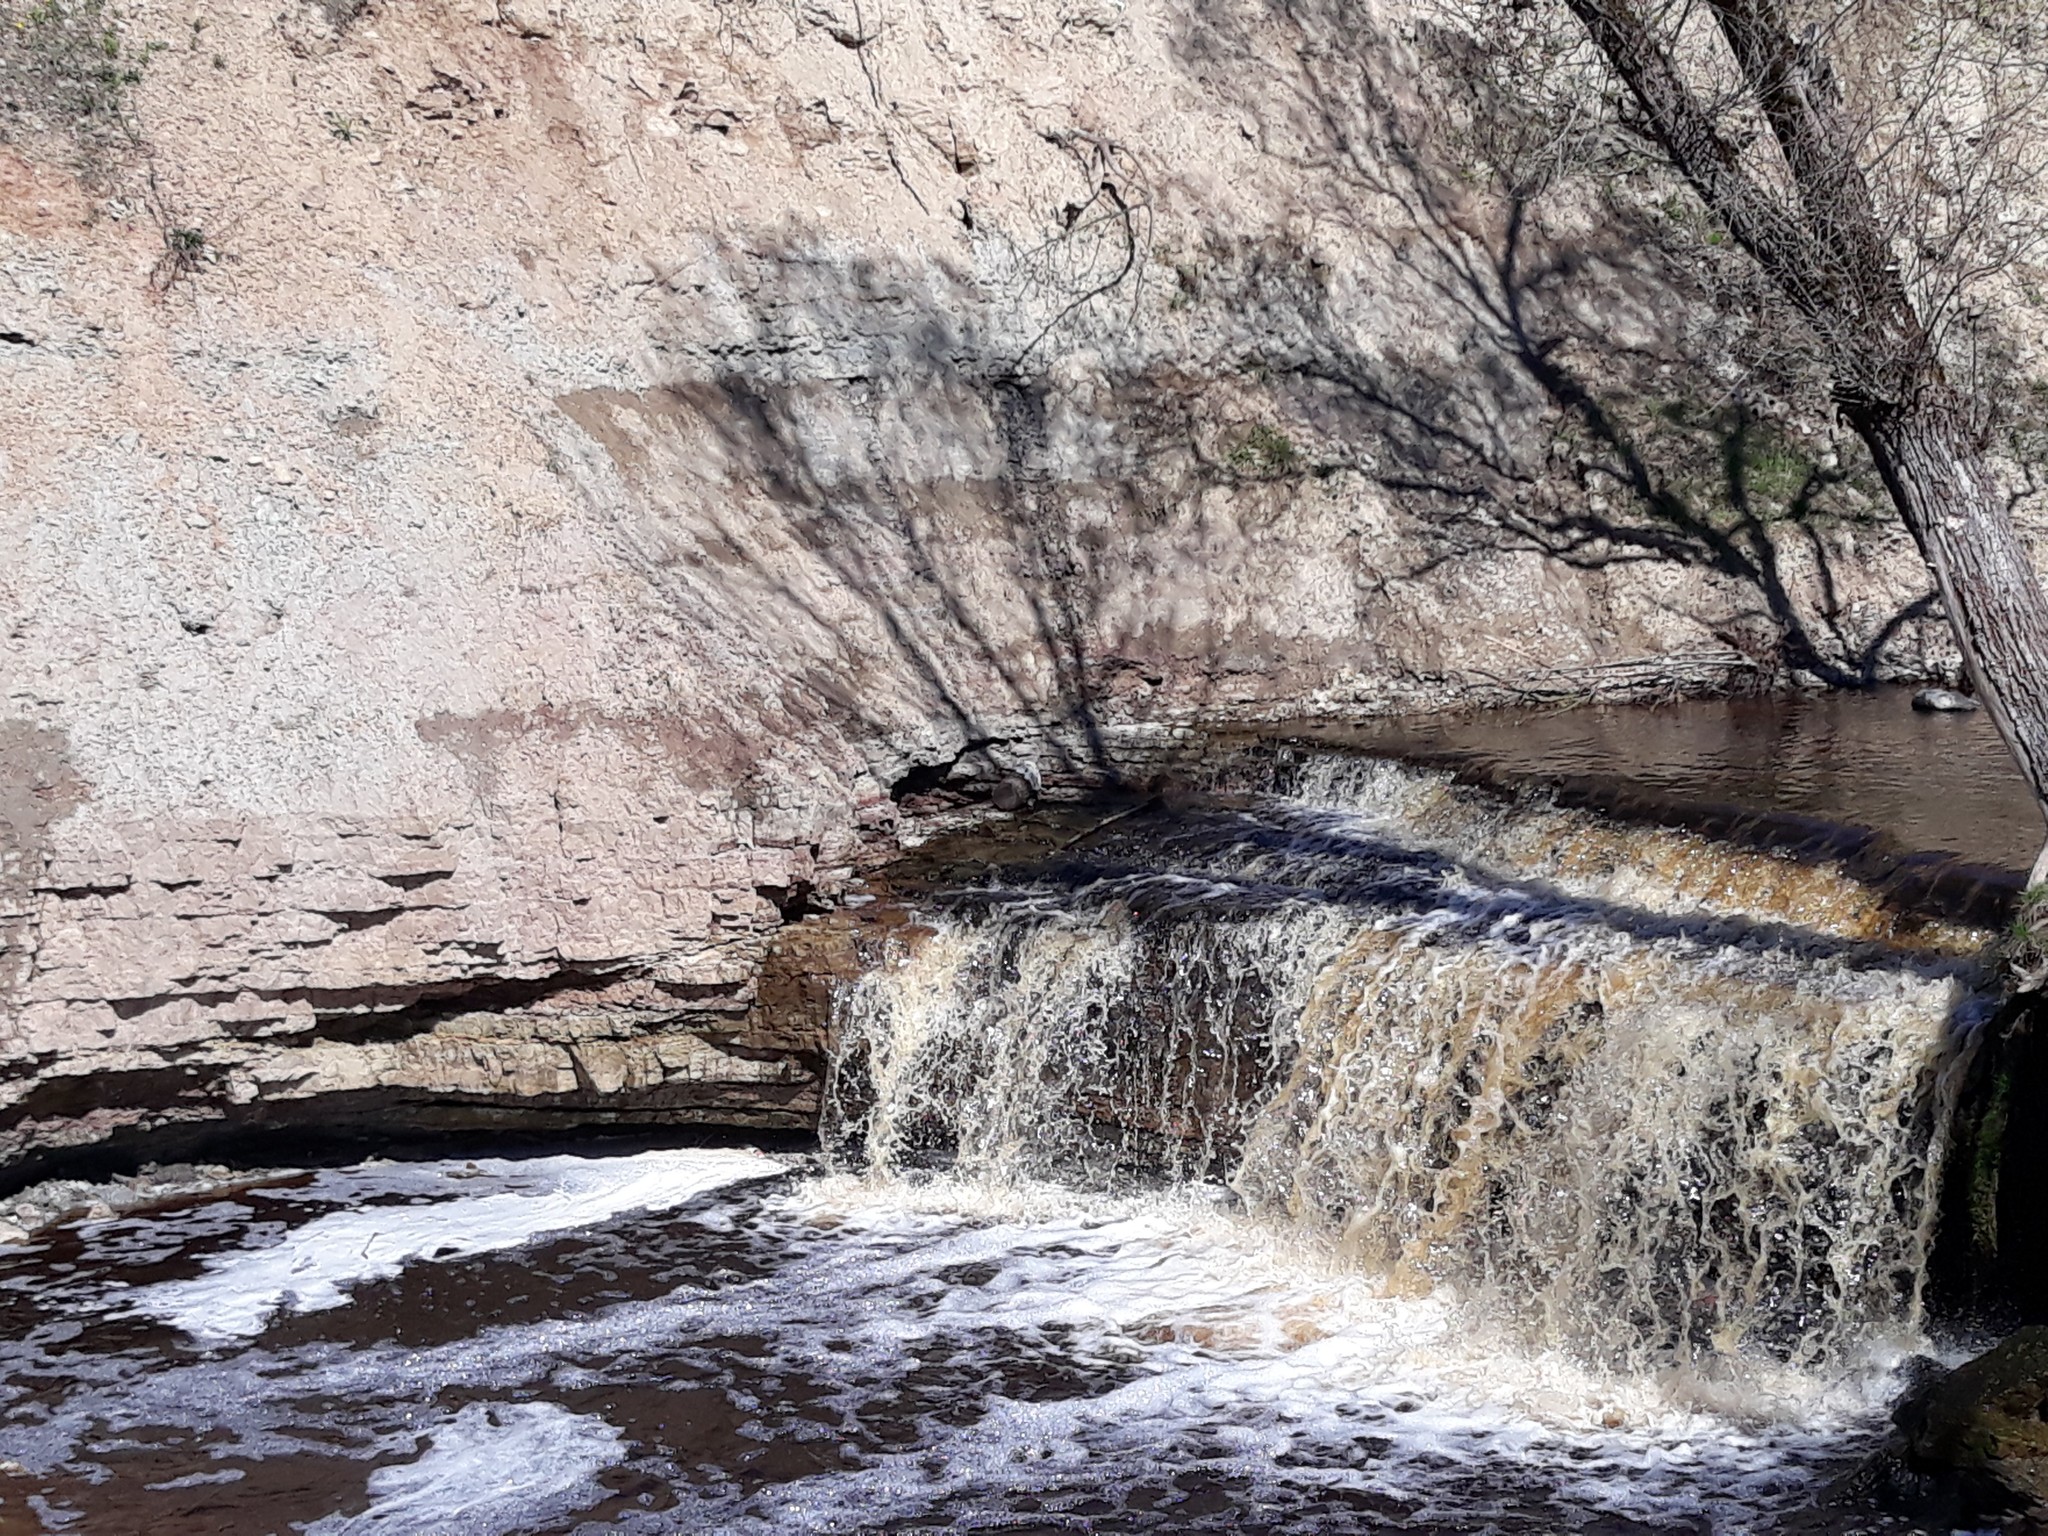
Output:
556,246,1223,801
1171,0,1946,692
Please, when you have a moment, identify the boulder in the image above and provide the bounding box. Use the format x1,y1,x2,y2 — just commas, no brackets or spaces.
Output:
991,774,1036,812
1913,687,1981,713
1887,1327,2048,1525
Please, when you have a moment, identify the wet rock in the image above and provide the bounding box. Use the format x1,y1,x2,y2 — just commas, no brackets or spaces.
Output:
0,1163,300,1238
991,774,1036,812
1913,687,1980,713
1887,1327,2048,1523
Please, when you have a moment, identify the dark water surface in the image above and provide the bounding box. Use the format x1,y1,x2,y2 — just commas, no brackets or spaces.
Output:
0,1150,1927,1535
1299,686,2038,875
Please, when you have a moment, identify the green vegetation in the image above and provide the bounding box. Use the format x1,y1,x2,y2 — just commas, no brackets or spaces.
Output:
0,0,153,174
2005,882,2048,992
1964,1065,2012,1261
1227,423,1302,479
1736,437,1813,508
1644,396,1847,523
149,213,206,291
1654,191,1728,250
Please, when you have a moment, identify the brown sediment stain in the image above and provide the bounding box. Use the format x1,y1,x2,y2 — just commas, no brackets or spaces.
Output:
0,146,92,237
554,386,679,482
413,703,760,800
553,384,767,499
0,720,86,857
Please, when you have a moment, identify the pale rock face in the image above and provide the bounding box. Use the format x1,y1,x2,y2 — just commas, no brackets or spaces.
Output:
0,0,2010,1166
496,0,559,38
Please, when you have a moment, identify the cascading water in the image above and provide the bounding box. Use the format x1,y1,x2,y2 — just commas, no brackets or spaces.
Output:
827,753,1992,1404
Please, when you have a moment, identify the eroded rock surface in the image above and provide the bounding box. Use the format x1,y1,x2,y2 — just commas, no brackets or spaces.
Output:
0,1162,296,1245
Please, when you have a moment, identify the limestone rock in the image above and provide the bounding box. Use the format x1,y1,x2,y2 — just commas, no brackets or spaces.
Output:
0,0,1992,1167
0,1164,290,1239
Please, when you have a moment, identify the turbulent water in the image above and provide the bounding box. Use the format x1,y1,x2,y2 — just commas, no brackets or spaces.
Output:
0,754,2000,1533
827,758,1994,1423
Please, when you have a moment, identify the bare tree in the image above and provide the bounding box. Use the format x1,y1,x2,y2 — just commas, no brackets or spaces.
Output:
1445,0,2048,878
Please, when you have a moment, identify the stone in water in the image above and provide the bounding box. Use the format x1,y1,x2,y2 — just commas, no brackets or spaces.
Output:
1912,687,1979,713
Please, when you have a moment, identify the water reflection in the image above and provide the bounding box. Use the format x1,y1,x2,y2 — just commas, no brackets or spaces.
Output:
1301,687,2037,874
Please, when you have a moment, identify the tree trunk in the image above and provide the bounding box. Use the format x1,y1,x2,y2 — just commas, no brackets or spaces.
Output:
1854,398,2048,882
1544,0,2048,882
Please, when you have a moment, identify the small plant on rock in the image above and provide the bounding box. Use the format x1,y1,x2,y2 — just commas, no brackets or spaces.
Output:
0,0,151,175
2005,883,2048,992
145,170,210,292
1226,423,1303,480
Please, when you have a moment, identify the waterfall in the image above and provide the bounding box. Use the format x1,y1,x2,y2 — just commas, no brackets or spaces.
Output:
826,755,1991,1391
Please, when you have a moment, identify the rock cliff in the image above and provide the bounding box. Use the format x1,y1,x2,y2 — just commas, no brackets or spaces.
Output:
0,0,2032,1170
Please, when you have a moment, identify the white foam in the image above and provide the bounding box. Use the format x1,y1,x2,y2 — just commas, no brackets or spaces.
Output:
778,1173,1894,1431
691,1175,1902,1533
8,1157,1909,1533
126,1148,782,1343
300,1401,625,1535
145,1468,246,1491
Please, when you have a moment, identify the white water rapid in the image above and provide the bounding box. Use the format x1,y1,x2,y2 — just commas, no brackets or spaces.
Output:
826,755,1993,1416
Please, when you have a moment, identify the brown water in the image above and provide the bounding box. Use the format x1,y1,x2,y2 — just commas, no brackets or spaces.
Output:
0,1148,1943,1536
1294,687,2039,876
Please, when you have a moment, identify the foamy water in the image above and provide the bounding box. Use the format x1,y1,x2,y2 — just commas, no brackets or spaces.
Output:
830,818,1982,1390
123,1147,783,1342
0,1152,1929,1533
0,752,1990,1533
303,1402,629,1536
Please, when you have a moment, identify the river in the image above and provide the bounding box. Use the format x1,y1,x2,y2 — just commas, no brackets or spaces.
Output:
0,717,2012,1534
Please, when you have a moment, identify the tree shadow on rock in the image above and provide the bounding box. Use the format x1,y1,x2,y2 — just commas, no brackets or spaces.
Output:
1170,0,1950,693
556,244,1224,800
